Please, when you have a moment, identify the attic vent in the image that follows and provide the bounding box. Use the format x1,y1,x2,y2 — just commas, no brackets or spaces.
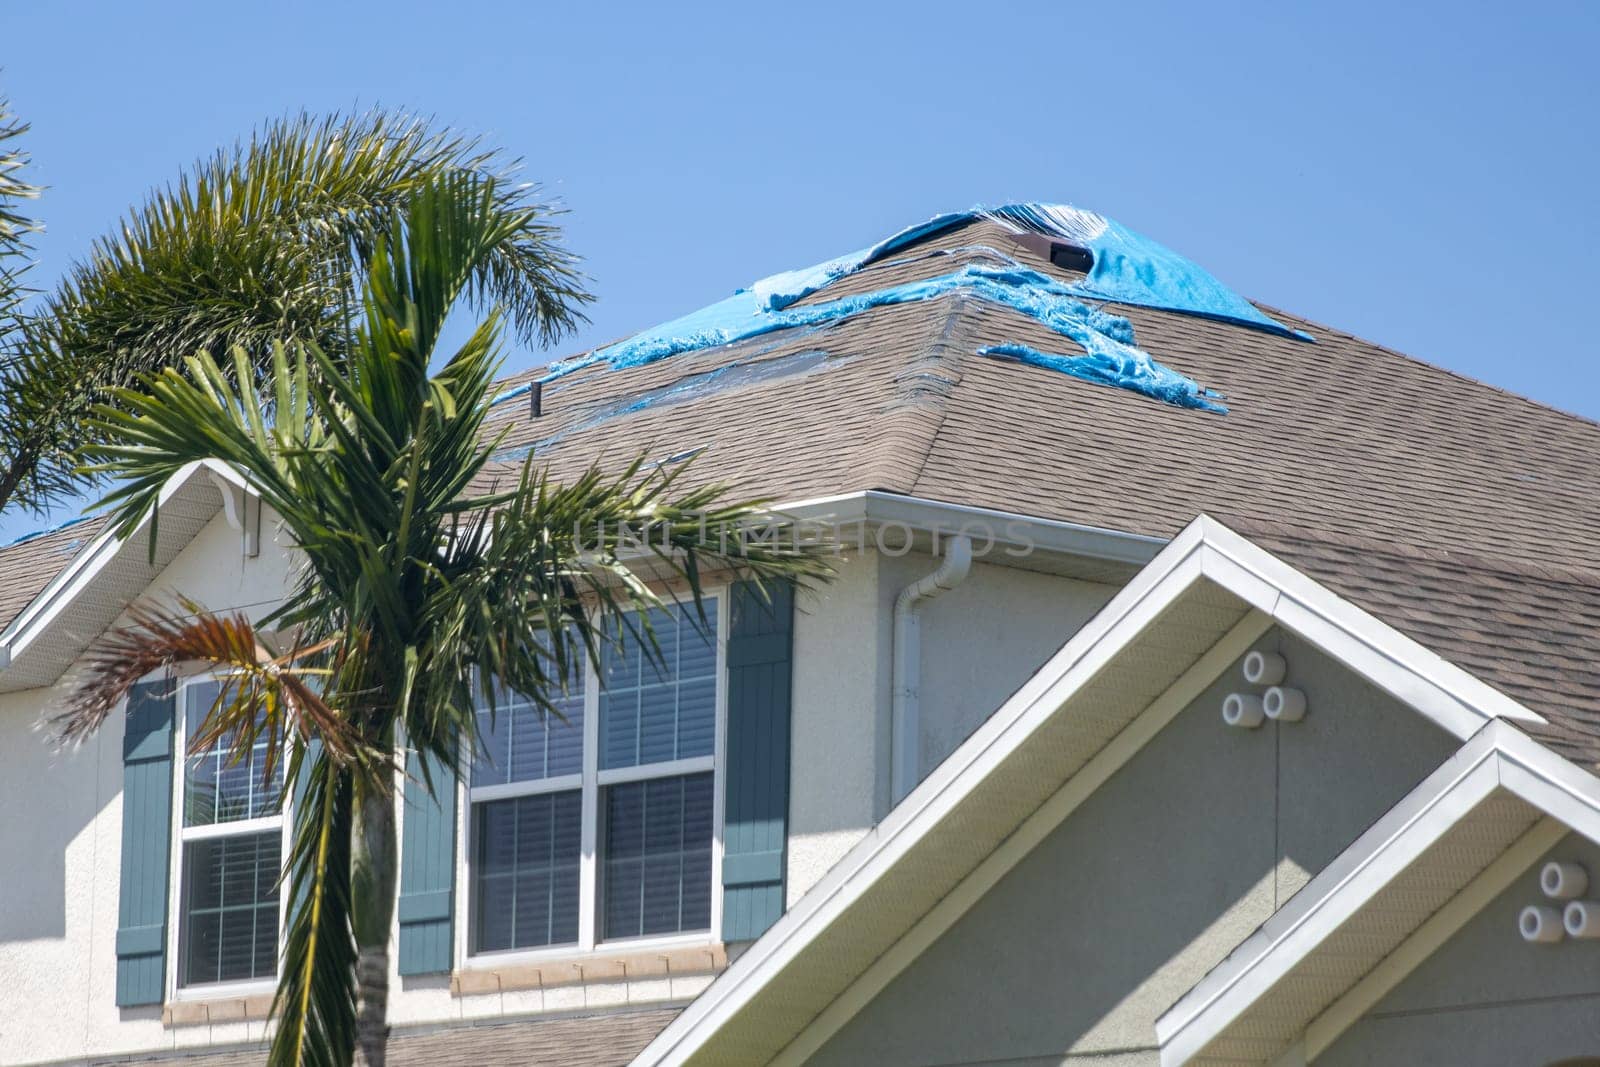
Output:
1049,242,1094,274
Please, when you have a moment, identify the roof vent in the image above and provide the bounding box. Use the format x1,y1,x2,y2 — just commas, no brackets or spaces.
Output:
1049,242,1094,274
529,380,544,419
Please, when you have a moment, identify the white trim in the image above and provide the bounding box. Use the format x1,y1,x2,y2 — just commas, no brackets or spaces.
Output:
773,489,1166,567
459,590,728,963
166,671,289,1000
596,756,715,787
1,486,1157,682
1192,518,1545,728
166,977,277,1004
772,607,1274,1067
1,459,245,657
1300,817,1568,1060
634,514,1564,1067
709,591,730,942
1154,721,1600,1065
178,815,281,842
467,775,582,803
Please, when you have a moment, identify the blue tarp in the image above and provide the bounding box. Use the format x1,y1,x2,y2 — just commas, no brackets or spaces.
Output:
540,202,1310,413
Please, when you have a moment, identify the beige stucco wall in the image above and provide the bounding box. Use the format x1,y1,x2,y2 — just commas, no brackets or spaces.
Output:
0,527,1131,1062
14,520,1472,1066
786,549,889,907
806,628,1456,1066
1316,834,1600,1067
784,550,1121,905
0,510,299,1062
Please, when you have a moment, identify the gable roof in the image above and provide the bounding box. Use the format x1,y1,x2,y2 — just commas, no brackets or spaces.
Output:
1154,719,1600,1065
632,515,1553,1066
0,460,249,692
1231,518,1600,766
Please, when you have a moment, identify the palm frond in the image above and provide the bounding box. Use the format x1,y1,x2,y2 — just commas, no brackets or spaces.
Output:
56,599,366,770
72,165,835,1067
1,108,589,515
0,95,40,316
271,746,358,1067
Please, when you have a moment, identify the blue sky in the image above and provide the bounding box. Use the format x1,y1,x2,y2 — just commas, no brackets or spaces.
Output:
3,1,1597,541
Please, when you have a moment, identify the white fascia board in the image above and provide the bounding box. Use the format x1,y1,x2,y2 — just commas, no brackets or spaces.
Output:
640,513,1565,1066
1195,517,1546,729
0,459,246,662
636,521,1214,1065
1155,720,1600,1065
774,490,1167,566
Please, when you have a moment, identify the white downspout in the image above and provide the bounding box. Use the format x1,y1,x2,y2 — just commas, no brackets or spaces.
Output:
891,534,973,804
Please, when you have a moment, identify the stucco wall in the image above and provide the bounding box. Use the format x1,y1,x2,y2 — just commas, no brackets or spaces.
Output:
786,550,889,906
0,511,299,1063
806,628,1455,1067
1316,835,1600,1067
0,527,1132,1061
887,555,1120,783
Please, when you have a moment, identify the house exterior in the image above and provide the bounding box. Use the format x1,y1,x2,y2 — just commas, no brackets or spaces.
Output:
3,204,1600,1066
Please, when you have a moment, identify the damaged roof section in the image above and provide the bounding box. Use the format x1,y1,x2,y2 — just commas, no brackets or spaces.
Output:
536,203,1313,413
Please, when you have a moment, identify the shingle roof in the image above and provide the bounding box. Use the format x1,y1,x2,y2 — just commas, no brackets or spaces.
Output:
85,1006,680,1066
0,514,107,633
1229,517,1600,766
484,218,1600,570
475,217,1600,764
6,215,1600,760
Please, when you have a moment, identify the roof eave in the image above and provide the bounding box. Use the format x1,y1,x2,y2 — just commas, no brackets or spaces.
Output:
634,515,1553,1065
0,460,251,692
1156,720,1600,1064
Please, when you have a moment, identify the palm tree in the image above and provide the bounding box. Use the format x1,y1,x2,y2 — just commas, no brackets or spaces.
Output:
57,175,829,1066
0,109,588,517
0,95,41,424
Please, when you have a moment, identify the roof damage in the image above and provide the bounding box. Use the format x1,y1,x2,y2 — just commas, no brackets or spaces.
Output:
539,203,1313,413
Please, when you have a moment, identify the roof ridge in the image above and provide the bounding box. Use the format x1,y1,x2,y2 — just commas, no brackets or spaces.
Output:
890,293,978,493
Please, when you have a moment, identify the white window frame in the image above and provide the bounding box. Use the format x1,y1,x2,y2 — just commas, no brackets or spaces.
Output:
456,591,728,968
164,672,290,1002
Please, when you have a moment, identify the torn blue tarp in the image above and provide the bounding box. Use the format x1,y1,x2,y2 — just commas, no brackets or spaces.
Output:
551,264,1225,412
747,203,1305,338
978,343,1224,413
539,202,1310,413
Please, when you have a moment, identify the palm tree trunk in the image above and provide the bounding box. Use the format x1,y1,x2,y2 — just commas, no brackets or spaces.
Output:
350,770,398,1067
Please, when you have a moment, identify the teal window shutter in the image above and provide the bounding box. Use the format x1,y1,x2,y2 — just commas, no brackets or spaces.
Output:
398,746,457,975
721,581,794,942
116,678,176,1006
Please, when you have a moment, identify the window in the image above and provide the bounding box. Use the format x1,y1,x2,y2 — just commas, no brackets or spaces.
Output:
467,597,722,957
174,677,285,989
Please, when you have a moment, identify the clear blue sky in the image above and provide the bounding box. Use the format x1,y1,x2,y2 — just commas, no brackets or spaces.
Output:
4,1,1597,541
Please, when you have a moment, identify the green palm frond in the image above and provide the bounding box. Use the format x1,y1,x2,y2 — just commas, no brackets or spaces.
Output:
72,172,831,1066
0,108,589,516
0,96,40,319
275,745,358,1067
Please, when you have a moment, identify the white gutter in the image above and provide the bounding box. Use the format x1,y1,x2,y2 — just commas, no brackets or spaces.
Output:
774,490,1165,567
891,534,973,803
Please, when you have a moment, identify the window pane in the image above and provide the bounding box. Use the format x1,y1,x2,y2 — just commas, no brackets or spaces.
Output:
600,602,717,770
473,673,584,788
183,678,284,826
472,790,581,952
602,773,713,940
181,831,280,985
